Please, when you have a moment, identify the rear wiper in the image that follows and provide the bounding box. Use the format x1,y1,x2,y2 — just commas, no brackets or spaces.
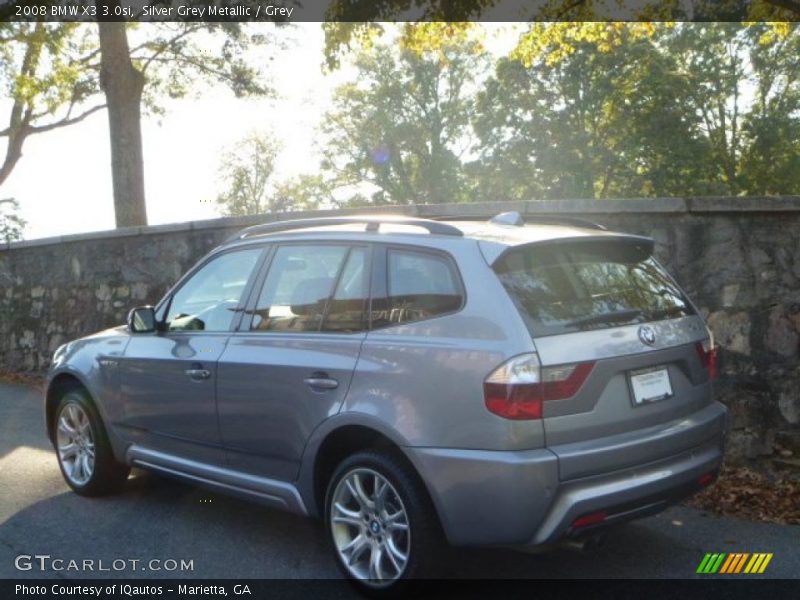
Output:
565,308,644,329
649,306,689,320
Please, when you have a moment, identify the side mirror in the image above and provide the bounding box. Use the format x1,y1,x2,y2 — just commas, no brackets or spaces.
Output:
127,306,157,333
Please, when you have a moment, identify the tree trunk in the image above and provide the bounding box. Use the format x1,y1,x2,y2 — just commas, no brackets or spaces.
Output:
0,110,28,187
0,25,41,188
97,19,147,228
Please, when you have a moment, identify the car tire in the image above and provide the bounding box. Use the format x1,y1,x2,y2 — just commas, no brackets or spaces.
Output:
324,449,444,595
53,386,130,496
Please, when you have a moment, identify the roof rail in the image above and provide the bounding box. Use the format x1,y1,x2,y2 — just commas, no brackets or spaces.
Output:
432,212,607,231
521,215,607,231
225,215,464,243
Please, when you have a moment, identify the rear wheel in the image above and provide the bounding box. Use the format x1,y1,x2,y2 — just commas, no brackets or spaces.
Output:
54,387,129,496
325,450,443,594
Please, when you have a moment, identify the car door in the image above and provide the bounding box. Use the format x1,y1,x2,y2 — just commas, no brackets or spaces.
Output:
216,243,370,481
118,246,265,464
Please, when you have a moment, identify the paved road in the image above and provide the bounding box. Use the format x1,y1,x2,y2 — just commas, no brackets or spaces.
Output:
1,382,798,584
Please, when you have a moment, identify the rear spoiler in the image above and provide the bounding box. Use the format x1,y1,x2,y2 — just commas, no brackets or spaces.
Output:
480,234,655,266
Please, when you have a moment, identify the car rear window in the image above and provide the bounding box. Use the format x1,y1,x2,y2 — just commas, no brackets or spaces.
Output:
493,240,695,337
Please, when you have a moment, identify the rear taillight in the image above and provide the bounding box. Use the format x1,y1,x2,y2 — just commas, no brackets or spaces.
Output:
484,353,595,420
697,472,717,487
695,339,717,380
572,511,608,529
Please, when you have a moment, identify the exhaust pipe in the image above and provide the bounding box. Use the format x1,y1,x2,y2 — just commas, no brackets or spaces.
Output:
507,533,607,554
560,534,606,552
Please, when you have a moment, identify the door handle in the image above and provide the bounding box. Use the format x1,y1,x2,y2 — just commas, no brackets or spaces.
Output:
304,374,339,391
185,368,211,380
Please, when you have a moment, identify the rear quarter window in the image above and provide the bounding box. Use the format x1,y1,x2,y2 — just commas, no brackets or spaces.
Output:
494,240,695,337
371,248,464,327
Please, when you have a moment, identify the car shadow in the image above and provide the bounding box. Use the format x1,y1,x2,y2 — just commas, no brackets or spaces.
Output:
1,465,688,581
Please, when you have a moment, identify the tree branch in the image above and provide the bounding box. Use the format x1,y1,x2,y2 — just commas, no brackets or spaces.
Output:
26,104,107,135
142,56,236,84
765,0,800,15
555,0,589,20
137,23,207,74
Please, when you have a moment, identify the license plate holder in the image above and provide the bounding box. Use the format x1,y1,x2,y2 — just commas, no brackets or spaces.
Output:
629,366,673,406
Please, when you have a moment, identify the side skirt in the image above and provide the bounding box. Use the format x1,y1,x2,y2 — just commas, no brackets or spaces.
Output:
126,445,308,516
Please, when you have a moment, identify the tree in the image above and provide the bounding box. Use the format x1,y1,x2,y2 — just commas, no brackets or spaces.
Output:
742,25,800,194
0,197,25,242
322,1,800,67
472,24,717,200
2,17,279,228
0,23,105,188
98,20,147,226
273,174,332,210
215,133,288,216
320,18,800,203
472,22,800,199
318,34,488,206
660,23,800,195
656,23,754,195
96,16,277,227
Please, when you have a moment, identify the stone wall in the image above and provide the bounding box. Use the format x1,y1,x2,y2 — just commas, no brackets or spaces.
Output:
2,198,799,465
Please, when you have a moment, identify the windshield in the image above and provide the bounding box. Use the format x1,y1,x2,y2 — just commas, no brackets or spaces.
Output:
494,240,695,337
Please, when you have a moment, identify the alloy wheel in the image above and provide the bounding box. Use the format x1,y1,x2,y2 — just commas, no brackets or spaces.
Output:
330,467,411,585
56,399,95,486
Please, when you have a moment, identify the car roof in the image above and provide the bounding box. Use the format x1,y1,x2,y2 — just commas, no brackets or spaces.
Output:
220,213,653,263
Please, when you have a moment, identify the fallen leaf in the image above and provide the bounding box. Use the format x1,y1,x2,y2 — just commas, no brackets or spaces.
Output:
685,465,800,525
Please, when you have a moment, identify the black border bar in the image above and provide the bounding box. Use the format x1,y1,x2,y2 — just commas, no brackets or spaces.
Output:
1,0,799,23
4,578,800,600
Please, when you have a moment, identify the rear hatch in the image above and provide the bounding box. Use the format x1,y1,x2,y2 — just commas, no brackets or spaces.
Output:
492,236,720,480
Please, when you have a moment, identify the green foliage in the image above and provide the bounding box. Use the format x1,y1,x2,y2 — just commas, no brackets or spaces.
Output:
128,23,278,117
0,23,98,114
743,25,800,194
272,175,330,211
661,23,800,195
0,197,25,242
318,21,800,203
436,22,800,201
318,37,488,206
0,23,104,186
474,24,720,199
215,133,282,217
322,1,799,68
0,22,278,189
215,133,321,217
512,22,664,68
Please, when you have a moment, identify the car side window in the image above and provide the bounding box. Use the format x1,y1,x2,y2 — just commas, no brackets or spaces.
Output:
321,247,369,333
250,245,350,332
166,248,262,332
379,249,463,326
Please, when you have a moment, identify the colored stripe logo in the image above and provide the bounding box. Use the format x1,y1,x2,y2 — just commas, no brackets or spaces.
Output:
697,553,773,574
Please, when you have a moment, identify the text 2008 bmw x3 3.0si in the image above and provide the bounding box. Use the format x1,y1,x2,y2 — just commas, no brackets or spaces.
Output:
46,213,727,593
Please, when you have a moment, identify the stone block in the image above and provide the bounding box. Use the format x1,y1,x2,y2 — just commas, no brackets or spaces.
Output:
765,306,800,359
778,391,800,425
707,310,751,355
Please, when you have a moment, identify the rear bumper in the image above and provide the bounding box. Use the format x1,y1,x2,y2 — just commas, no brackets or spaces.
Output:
551,400,727,481
405,401,727,547
528,432,724,544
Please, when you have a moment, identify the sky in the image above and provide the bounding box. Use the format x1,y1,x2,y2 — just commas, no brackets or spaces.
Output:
2,24,336,240
2,23,518,241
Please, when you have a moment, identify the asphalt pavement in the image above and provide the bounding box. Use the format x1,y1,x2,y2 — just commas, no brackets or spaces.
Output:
1,382,797,583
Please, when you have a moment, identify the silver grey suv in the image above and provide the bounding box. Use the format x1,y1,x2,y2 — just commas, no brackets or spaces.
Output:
46,213,727,591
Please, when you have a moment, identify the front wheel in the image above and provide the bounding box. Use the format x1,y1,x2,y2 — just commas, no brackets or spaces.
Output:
325,450,443,594
54,388,130,496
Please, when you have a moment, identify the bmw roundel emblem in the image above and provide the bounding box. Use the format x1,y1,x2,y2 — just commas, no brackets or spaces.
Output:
638,325,656,346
